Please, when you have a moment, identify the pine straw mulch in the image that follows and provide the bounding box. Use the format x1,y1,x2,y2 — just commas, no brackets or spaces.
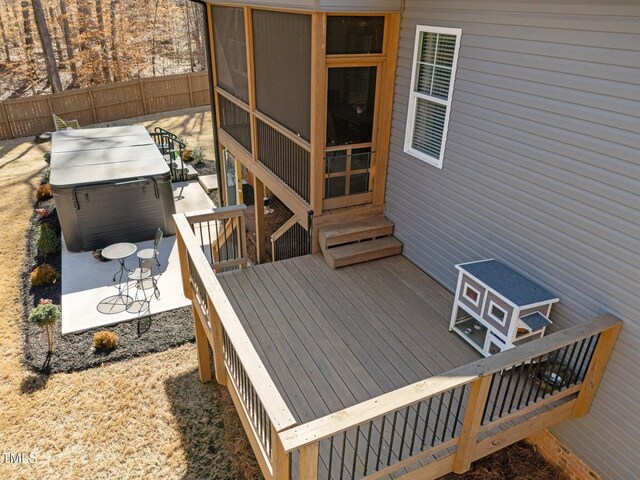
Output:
444,441,568,480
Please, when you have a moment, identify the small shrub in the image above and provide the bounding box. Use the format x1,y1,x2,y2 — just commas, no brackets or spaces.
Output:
30,264,59,286
29,303,60,353
34,207,52,220
93,331,119,351
41,167,50,184
43,151,51,164
36,183,52,201
37,224,60,258
189,144,205,165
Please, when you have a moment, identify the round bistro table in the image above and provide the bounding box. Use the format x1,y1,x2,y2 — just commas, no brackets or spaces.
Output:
100,242,137,312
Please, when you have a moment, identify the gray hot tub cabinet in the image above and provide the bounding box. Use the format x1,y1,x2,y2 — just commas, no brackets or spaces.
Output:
50,126,176,252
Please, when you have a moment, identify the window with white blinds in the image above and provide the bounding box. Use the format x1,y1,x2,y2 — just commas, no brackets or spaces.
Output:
404,26,461,168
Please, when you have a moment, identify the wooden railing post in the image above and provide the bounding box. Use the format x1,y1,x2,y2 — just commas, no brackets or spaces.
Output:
272,426,290,480
207,297,228,386
299,442,319,480
192,303,212,383
175,227,192,300
572,322,622,417
452,376,492,474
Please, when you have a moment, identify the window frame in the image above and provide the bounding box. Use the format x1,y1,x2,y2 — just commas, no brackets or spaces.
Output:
404,25,462,168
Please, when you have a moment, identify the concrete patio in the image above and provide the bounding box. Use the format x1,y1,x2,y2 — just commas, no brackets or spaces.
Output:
61,180,215,334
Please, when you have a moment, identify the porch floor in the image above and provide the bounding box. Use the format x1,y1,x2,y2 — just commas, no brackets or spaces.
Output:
217,254,481,424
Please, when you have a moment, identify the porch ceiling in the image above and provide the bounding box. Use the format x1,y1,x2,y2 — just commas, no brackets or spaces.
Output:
217,254,481,424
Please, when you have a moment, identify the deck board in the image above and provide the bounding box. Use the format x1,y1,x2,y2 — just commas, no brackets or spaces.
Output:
217,254,481,425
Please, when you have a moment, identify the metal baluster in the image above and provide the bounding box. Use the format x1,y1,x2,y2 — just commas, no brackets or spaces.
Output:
578,334,599,382
328,435,334,480
481,373,497,425
350,426,360,480
409,401,423,455
339,431,347,480
525,355,544,406
489,371,506,422
441,389,456,442
375,416,386,470
363,421,373,476
420,397,433,450
498,365,518,418
452,384,467,437
568,338,588,386
431,393,445,447
398,406,411,460
387,410,399,465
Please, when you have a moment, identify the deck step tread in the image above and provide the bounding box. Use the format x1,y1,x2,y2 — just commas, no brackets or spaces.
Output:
319,217,395,249
198,174,219,193
323,236,403,268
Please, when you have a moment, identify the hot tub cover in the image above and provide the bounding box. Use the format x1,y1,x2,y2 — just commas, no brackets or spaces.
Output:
50,126,169,188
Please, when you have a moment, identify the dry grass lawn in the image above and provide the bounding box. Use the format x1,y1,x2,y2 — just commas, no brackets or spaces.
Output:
0,109,261,480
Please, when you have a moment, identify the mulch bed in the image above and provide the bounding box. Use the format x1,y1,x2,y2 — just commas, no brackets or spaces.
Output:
21,189,194,375
443,440,567,480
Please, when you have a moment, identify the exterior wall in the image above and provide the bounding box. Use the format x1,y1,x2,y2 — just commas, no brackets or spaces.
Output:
385,1,640,479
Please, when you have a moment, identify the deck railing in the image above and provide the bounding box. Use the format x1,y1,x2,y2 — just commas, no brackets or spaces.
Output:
270,211,313,261
256,118,311,203
279,314,621,480
174,208,297,479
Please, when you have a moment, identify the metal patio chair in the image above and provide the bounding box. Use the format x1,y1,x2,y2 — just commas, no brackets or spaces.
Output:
126,256,160,314
137,228,163,271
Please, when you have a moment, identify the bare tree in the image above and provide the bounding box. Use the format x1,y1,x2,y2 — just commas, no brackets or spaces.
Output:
184,0,194,72
21,1,37,93
31,0,63,92
0,9,11,62
48,6,65,66
95,0,110,82
59,0,78,86
109,0,120,81
191,2,203,70
151,0,160,76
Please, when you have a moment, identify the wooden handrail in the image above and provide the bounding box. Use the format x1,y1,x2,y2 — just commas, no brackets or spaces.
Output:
270,215,302,243
184,204,247,224
174,213,297,430
279,314,621,452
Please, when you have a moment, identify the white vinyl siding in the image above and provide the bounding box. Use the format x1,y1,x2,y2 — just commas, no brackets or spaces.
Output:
404,26,461,168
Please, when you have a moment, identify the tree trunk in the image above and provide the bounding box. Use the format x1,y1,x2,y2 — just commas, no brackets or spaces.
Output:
59,0,78,87
21,1,37,93
185,0,194,73
95,0,110,82
47,324,54,353
193,3,205,70
48,6,65,66
109,0,120,81
151,0,160,76
32,0,63,92
0,10,11,62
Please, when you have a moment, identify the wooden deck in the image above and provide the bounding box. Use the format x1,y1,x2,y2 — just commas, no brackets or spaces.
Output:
217,254,481,425
175,209,622,480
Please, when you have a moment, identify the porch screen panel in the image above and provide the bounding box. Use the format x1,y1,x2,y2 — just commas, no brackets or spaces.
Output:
212,6,249,103
252,10,311,141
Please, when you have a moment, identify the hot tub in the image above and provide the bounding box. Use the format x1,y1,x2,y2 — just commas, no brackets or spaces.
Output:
50,126,176,252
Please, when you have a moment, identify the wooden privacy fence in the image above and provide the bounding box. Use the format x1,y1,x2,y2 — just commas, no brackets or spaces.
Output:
0,71,210,140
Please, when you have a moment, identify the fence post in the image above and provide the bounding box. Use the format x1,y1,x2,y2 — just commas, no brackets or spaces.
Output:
87,86,98,124
452,376,492,474
139,78,148,115
187,72,194,107
299,443,319,480
271,426,290,480
1,102,16,139
207,298,228,386
572,323,622,417
46,96,55,131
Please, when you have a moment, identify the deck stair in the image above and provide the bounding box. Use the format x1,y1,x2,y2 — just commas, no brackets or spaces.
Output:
319,216,402,268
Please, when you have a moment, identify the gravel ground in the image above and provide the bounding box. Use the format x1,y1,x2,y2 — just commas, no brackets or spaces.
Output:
22,194,194,375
